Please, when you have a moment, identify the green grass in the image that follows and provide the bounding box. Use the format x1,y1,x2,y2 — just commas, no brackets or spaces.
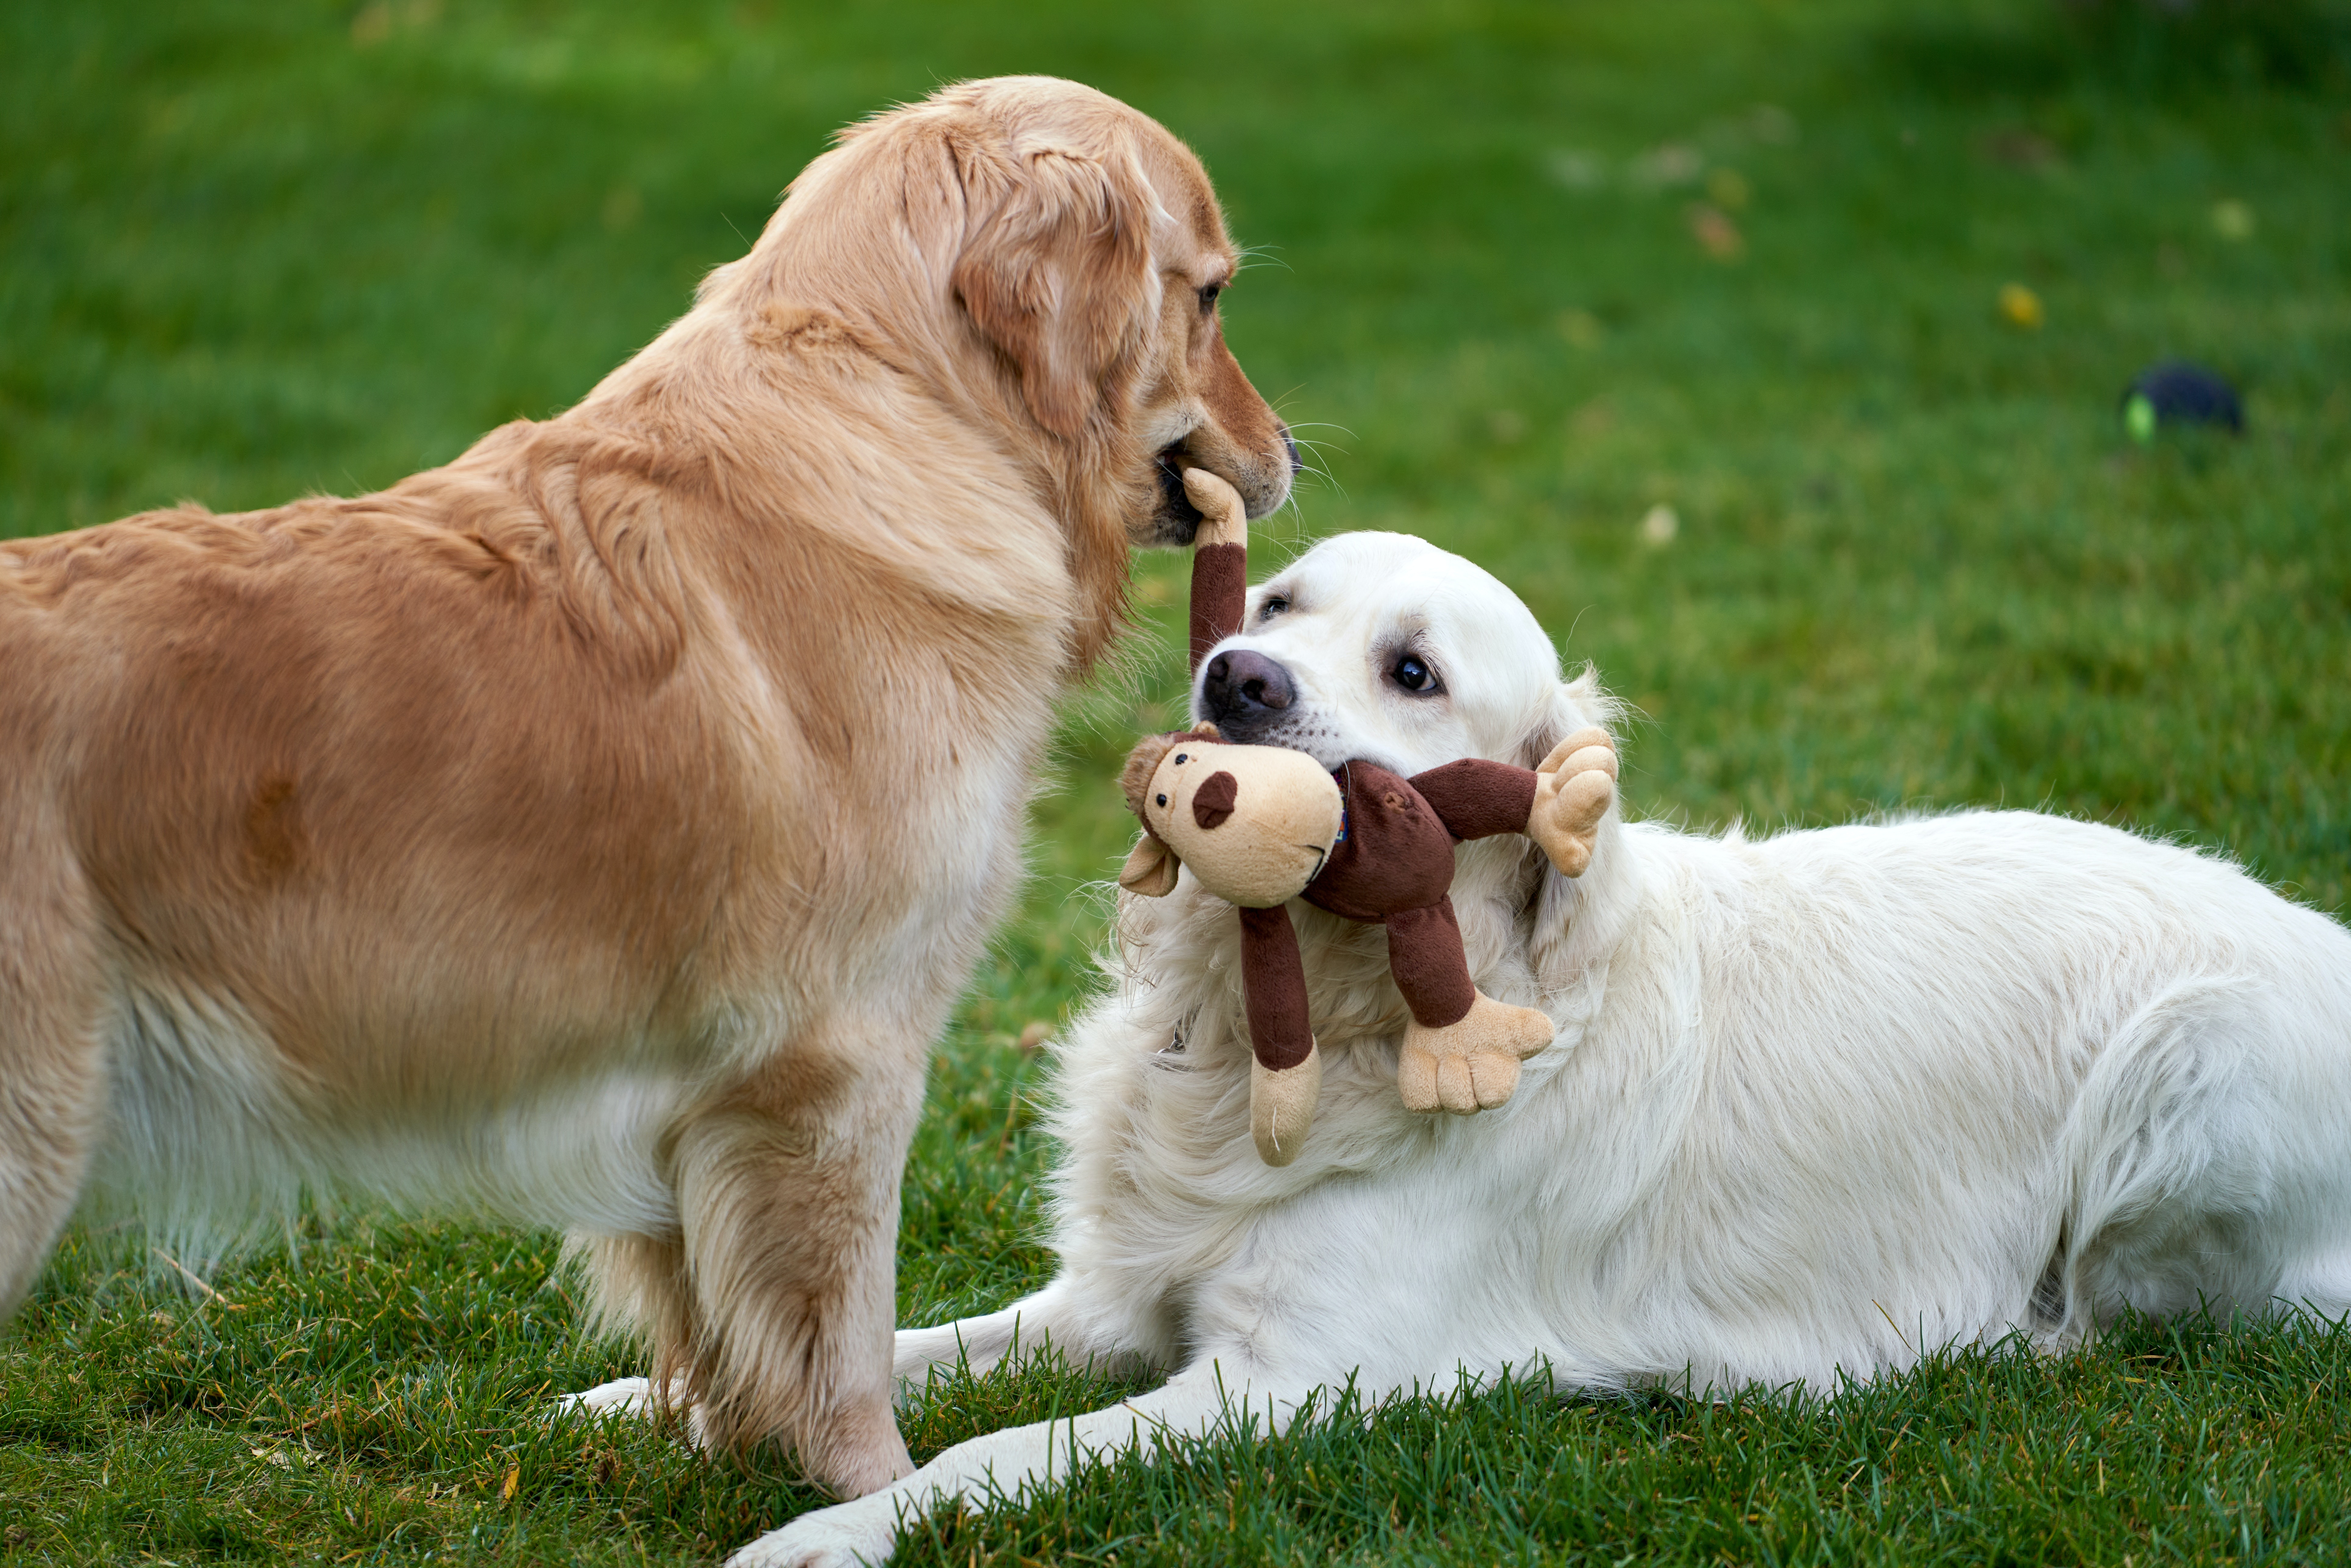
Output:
5,0,2350,1561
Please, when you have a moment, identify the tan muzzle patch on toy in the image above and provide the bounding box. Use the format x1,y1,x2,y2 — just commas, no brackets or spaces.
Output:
1130,743,1342,908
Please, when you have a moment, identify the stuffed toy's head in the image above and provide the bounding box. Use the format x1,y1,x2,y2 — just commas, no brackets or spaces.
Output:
1119,728,1344,907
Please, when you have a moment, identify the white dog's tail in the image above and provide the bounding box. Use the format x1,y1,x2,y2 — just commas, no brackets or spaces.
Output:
2045,974,2267,1346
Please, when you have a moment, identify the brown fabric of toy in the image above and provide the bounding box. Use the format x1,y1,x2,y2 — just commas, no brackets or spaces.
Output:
1383,898,1477,1028
1301,762,1457,922
1410,758,1539,841
1120,732,1183,816
1190,541,1247,672
1192,770,1238,829
1238,904,1315,1070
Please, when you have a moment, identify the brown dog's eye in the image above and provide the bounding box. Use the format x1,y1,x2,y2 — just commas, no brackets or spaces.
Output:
1174,754,1188,764
1156,793,1168,807
1198,283,1222,313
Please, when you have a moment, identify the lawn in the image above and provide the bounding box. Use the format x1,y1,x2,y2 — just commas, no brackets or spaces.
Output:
3,0,2349,1562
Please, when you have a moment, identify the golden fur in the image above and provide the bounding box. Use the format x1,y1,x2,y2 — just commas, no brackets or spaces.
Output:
0,76,1290,1498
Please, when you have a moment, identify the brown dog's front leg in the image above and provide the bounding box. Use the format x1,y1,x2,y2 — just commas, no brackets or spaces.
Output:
656,1040,924,1496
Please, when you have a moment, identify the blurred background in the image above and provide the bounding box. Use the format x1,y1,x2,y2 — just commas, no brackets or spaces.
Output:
4,0,2346,1017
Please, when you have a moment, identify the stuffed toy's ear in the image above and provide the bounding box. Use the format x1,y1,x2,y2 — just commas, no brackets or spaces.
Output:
1119,831,1180,897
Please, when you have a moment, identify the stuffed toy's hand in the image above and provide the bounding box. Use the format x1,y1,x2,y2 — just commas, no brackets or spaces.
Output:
1529,727,1618,878
1182,468,1250,550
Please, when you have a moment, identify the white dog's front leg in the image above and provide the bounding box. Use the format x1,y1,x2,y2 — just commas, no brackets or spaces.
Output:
892,1281,1076,1393
555,1376,711,1447
894,1277,1166,1406
727,1360,1300,1568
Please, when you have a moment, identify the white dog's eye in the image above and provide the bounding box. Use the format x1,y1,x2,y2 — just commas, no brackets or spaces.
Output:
1391,653,1442,695
1258,595,1289,622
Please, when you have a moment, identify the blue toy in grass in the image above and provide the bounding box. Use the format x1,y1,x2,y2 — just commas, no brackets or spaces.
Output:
2123,361,2243,445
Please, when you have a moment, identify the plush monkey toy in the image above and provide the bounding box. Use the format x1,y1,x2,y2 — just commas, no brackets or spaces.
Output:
1120,469,1617,1166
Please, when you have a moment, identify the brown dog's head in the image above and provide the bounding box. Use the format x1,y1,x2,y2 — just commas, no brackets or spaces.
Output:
913,78,1293,543
719,78,1293,629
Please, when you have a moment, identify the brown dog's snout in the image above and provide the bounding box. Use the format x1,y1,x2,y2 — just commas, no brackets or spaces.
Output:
1193,771,1238,830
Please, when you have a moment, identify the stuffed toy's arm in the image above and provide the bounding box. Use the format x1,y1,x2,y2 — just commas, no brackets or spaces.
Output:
1184,469,1250,674
1238,905,1315,1072
1411,732,1621,876
1528,728,1619,878
1408,759,1540,842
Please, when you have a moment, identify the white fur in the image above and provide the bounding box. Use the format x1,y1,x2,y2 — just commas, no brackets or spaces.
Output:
733,531,2351,1567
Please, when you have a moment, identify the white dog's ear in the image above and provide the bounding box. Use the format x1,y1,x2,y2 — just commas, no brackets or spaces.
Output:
951,135,1158,439
1515,665,1621,771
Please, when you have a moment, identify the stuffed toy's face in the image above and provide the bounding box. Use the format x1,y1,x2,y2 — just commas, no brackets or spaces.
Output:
1129,741,1343,908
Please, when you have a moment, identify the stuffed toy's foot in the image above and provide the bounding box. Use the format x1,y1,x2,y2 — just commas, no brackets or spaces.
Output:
1182,468,1250,548
1529,726,1619,878
1398,993,1555,1115
1251,1042,1322,1166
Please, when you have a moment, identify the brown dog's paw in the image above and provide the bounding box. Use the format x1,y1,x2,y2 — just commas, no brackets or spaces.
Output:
1530,727,1618,878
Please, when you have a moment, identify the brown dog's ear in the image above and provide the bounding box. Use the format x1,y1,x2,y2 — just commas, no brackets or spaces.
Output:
952,137,1157,438
1119,832,1180,897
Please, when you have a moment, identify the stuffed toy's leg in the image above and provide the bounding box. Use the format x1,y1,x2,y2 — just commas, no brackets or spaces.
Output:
1239,906,1322,1165
1384,900,1554,1114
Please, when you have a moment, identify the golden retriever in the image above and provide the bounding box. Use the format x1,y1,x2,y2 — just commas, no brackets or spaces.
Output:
0,75,1291,1500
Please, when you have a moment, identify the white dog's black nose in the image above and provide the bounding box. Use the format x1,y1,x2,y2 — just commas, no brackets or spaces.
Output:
1201,650,1294,729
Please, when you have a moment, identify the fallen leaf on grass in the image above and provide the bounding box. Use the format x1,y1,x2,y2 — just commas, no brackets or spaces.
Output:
1980,128,2059,169
1685,203,1744,260
1558,308,1604,349
1631,143,1704,189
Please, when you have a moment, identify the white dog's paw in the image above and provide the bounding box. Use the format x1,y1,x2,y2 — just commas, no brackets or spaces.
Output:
554,1376,710,1447
726,1503,900,1568
558,1376,658,1416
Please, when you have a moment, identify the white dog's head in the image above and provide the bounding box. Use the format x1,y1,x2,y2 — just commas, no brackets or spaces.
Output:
1192,531,1589,774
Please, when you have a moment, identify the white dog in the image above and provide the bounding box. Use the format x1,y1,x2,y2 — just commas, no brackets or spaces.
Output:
734,530,2351,1567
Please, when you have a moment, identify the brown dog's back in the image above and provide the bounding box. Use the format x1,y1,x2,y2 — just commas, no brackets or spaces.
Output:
0,75,1294,1507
